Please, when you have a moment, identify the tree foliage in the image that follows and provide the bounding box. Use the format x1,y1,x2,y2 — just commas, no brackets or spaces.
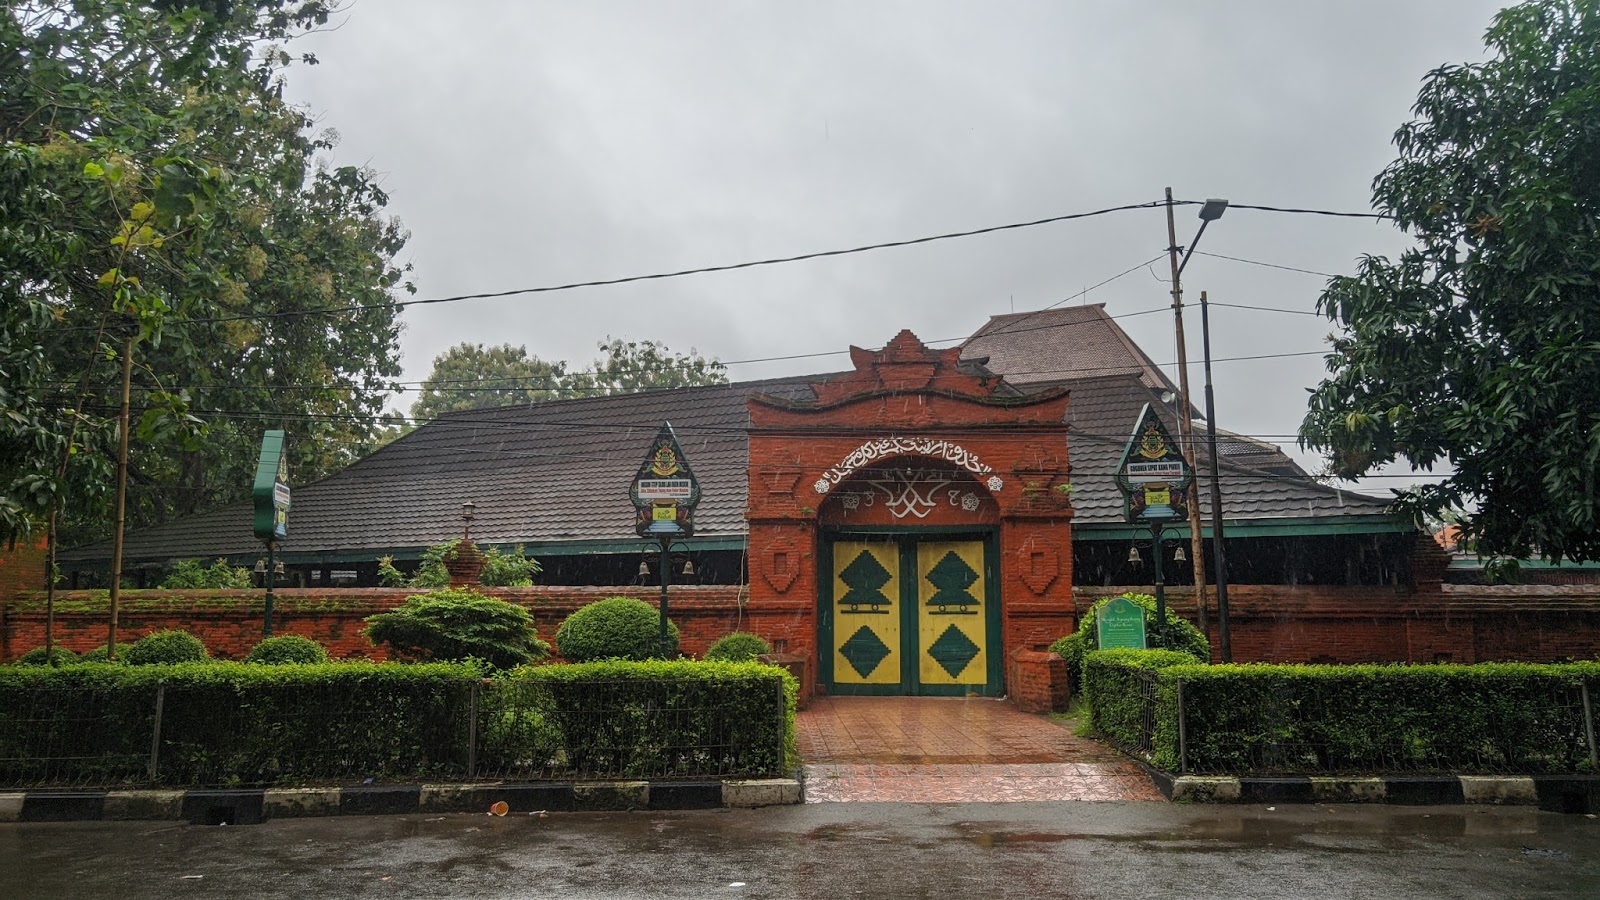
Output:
408,338,728,421
1301,0,1600,562
408,343,574,420
0,1,411,547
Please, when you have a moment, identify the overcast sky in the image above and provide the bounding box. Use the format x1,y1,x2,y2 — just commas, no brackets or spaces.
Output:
281,0,1507,482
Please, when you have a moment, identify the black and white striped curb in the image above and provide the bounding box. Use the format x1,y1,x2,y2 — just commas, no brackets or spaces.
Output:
0,778,802,824
1152,772,1599,813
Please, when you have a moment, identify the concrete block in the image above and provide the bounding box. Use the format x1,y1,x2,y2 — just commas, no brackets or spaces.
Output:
340,785,420,816
648,781,722,810
572,781,649,811
1170,776,1241,803
104,790,185,820
1310,777,1386,803
263,787,342,818
0,793,24,823
1458,776,1538,806
726,778,803,808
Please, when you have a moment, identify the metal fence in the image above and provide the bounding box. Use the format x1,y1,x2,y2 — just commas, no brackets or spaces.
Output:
0,676,789,789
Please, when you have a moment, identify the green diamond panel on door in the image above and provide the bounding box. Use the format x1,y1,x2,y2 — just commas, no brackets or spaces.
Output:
830,542,902,686
916,541,989,688
825,536,999,695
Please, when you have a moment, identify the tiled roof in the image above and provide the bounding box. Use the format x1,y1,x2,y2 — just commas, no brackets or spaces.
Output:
960,304,1180,393
1061,373,1391,525
60,327,1393,565
59,375,821,564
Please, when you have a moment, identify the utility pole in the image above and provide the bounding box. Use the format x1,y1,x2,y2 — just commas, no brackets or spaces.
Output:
106,325,136,660
1164,187,1209,629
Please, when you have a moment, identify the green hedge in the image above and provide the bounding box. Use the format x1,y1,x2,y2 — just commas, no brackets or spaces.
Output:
0,659,797,787
1083,657,1600,774
1082,649,1197,754
482,660,798,779
0,662,476,787
555,597,680,661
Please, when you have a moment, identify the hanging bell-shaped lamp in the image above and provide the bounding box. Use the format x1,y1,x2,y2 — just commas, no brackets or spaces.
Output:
1127,545,1142,565
637,559,650,578
1174,544,1187,563
681,558,696,577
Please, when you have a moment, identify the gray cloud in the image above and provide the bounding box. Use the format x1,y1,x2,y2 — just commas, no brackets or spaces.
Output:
284,0,1504,480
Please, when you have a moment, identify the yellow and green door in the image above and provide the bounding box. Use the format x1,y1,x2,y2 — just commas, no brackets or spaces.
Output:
820,533,1003,696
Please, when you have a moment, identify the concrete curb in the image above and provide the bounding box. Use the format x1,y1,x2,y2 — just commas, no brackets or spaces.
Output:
0,778,804,824
1164,774,1599,813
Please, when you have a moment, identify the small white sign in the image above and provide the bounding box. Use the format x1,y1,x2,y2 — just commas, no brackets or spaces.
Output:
1124,460,1185,482
636,478,694,500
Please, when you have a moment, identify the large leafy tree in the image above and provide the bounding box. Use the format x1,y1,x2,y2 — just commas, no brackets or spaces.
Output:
409,338,728,420
408,343,573,420
569,337,728,397
1301,0,1600,562
0,1,411,546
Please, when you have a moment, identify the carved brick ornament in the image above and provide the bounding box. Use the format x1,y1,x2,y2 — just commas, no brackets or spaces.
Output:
762,535,801,594
1016,535,1060,596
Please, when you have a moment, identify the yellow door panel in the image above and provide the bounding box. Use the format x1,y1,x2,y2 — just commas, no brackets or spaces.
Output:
832,541,901,685
916,541,987,686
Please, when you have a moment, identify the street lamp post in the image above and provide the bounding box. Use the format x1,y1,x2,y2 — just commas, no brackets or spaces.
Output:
1166,192,1230,655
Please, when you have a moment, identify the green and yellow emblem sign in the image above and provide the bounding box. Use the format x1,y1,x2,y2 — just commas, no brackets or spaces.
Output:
1113,403,1192,524
630,422,701,537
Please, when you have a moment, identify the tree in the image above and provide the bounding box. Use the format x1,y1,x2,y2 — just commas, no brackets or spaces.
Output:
571,337,728,396
1301,0,1600,562
0,1,410,548
408,343,573,421
407,338,729,421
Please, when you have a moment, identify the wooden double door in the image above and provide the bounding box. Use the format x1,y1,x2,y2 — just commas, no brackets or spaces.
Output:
820,532,1002,696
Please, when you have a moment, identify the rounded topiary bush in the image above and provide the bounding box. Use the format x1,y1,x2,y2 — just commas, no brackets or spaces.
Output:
79,643,135,663
1049,593,1209,687
705,631,771,662
363,588,550,670
14,646,78,667
245,634,328,665
555,597,679,661
122,630,209,665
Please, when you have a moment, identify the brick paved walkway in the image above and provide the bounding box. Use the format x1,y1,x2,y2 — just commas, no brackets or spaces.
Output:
797,696,1163,803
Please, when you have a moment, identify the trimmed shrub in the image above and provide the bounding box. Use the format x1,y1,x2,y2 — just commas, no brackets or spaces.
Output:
363,588,550,670
80,643,135,663
1082,648,1198,751
1049,593,1209,688
245,635,328,665
483,659,797,779
0,662,476,787
1083,658,1600,775
555,597,679,661
0,659,795,787
705,632,771,663
123,630,209,666
13,646,79,667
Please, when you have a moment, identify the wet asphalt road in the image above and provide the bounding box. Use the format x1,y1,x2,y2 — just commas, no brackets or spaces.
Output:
3,803,1596,899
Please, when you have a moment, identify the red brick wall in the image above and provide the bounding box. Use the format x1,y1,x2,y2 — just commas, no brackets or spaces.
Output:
6,582,1599,677
1072,584,1600,665
1,586,751,662
0,538,46,599
1008,648,1070,713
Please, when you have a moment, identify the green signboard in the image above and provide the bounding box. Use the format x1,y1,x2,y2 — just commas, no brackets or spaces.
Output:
1113,403,1193,524
1096,597,1148,650
630,422,700,538
252,429,290,541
